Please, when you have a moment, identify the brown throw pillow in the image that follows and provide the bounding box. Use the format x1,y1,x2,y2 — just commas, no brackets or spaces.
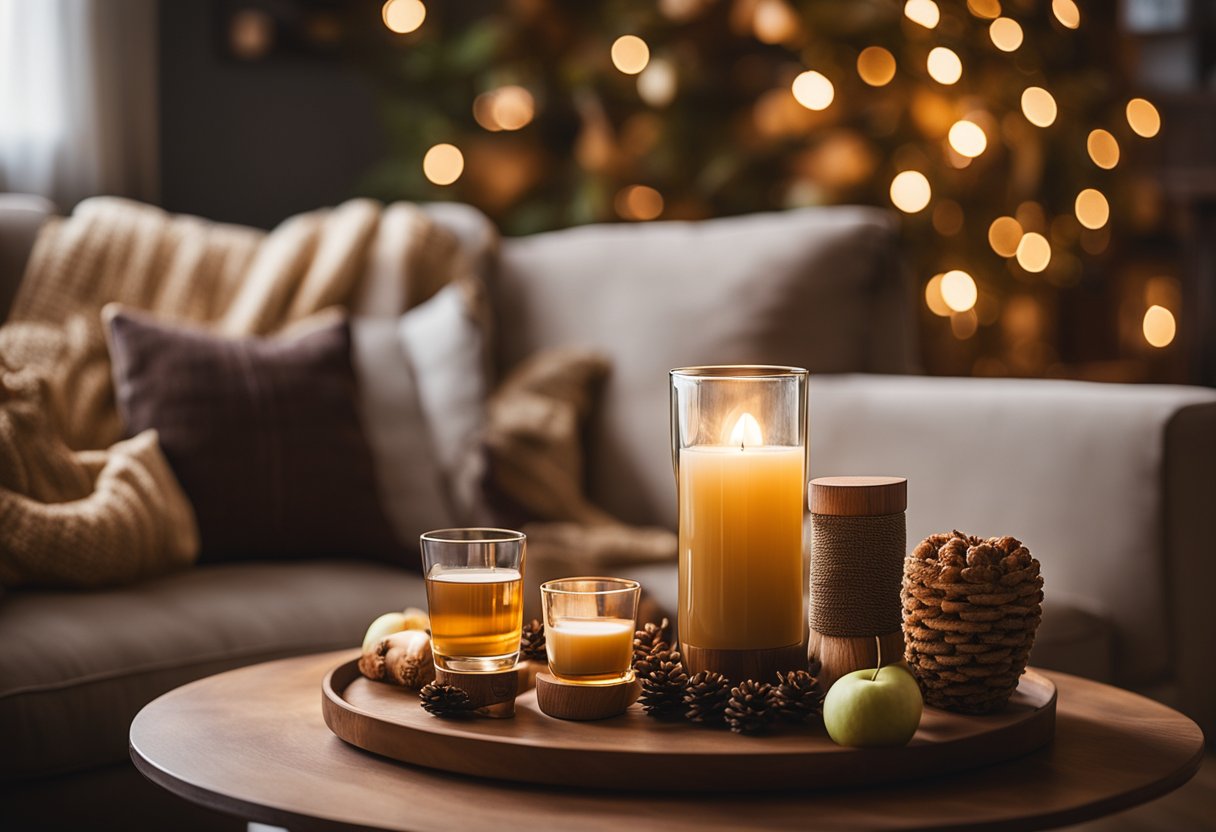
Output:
104,306,408,565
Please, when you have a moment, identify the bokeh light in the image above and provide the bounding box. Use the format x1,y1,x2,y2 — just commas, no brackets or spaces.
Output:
989,17,1023,51
1021,87,1057,127
494,87,534,130
1126,98,1161,138
1087,129,1120,169
1142,305,1176,348
951,309,979,339
791,71,834,111
611,35,650,75
1052,0,1080,29
753,0,801,44
904,0,940,29
1074,189,1109,230
941,269,978,312
423,143,464,185
890,170,932,213
927,47,962,85
857,46,896,87
615,184,664,220
925,274,952,316
382,0,426,34
948,120,987,157
638,59,678,107
967,0,1001,19
988,216,1023,257
229,9,274,60
1016,232,1051,272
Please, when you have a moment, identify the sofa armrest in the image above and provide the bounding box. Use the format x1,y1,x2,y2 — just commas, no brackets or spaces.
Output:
0,194,56,321
810,374,1216,735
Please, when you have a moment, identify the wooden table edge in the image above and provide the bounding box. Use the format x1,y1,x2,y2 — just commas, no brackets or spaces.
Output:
127,653,1208,832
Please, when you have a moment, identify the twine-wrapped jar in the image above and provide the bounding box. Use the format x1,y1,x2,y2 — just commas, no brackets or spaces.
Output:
808,476,907,691
902,531,1044,714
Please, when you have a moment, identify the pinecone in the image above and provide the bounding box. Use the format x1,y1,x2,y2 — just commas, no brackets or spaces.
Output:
632,618,670,669
637,648,688,715
519,618,547,661
419,683,473,717
724,680,774,734
772,670,822,722
683,670,732,725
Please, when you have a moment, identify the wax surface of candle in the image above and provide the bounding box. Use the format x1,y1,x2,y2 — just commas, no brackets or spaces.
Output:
678,443,804,649
546,617,635,679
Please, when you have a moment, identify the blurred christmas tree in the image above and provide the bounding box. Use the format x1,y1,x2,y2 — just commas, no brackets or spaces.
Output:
354,0,1168,376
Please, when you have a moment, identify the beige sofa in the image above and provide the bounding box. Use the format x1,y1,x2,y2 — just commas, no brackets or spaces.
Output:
1,196,1212,830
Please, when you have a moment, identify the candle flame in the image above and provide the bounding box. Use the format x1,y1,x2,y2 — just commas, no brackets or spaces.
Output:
728,412,764,449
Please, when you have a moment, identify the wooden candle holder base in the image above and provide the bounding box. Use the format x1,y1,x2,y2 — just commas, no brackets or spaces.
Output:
435,666,526,719
535,672,642,721
808,630,905,692
681,642,805,682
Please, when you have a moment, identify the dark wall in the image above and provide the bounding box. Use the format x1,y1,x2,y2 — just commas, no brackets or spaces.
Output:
158,1,383,229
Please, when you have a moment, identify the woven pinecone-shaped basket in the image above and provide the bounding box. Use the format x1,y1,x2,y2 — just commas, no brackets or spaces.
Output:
902,531,1044,714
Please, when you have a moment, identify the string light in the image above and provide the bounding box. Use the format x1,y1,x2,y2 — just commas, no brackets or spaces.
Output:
951,309,979,339
611,35,650,75
925,274,952,316
941,269,978,312
1087,129,1120,169
890,170,931,213
615,185,664,220
1074,189,1109,230
1021,87,1057,127
422,143,464,185
638,59,678,107
989,18,1023,52
1016,232,1051,272
1126,98,1161,138
904,0,940,29
1142,305,1176,348
1052,0,1080,29
791,71,834,111
988,216,1023,257
948,120,987,157
752,0,800,44
382,0,426,34
927,47,962,85
473,86,535,131
967,0,1001,19
857,46,896,87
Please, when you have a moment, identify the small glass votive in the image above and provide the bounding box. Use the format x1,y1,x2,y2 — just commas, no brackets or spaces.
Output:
540,577,641,685
421,528,526,673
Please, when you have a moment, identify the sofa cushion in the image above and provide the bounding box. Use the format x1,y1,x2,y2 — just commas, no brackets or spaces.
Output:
106,307,404,563
0,560,425,781
494,207,915,528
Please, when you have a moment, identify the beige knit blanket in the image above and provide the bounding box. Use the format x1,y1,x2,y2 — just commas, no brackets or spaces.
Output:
0,197,462,588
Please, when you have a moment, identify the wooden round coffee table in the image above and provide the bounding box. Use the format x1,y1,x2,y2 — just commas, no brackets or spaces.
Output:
129,650,1204,831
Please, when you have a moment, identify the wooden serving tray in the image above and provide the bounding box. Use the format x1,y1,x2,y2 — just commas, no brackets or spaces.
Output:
322,659,1056,792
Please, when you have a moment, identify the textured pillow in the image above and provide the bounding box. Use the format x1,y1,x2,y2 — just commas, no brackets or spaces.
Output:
493,206,913,527
105,306,406,564
351,281,488,542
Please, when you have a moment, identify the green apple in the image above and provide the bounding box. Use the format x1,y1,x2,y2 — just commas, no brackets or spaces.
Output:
823,663,924,747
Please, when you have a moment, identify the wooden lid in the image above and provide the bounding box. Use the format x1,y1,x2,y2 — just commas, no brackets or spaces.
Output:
810,476,907,516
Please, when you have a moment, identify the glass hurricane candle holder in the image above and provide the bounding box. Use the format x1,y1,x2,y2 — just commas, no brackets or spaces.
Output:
540,577,640,685
670,365,808,680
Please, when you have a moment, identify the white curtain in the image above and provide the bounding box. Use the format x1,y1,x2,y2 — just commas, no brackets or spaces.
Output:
0,0,158,210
